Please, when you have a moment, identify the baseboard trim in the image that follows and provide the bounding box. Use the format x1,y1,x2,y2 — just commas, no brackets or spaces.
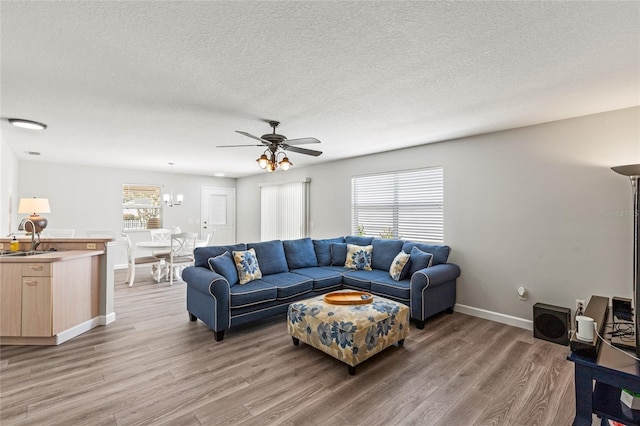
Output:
454,303,533,331
100,312,116,326
56,317,102,344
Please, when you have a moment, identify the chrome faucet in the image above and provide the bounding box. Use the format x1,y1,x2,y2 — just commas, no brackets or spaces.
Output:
18,218,40,252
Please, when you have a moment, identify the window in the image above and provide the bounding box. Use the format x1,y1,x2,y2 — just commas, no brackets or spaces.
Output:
351,167,443,243
122,184,163,230
260,179,310,241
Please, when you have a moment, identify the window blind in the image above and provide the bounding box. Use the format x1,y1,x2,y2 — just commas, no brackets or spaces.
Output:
261,179,310,241
351,167,443,243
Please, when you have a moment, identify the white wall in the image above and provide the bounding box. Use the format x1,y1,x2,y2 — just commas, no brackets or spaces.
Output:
15,161,235,264
0,139,19,237
237,107,640,322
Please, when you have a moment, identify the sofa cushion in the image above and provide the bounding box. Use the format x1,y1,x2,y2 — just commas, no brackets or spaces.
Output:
233,248,263,284
313,237,345,266
371,239,404,271
261,272,313,300
389,250,411,281
345,244,373,271
207,251,239,286
248,240,289,275
408,247,434,276
402,242,450,265
229,279,277,308
291,267,343,290
283,238,318,269
345,235,374,245
371,276,411,301
342,269,389,291
330,243,348,266
194,243,247,268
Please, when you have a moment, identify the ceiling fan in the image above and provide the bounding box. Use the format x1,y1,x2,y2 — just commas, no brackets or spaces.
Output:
218,121,322,172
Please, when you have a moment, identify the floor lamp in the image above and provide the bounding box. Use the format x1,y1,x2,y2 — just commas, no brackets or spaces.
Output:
612,164,640,356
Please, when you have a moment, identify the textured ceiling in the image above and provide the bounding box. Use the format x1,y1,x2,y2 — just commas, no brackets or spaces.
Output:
1,1,638,177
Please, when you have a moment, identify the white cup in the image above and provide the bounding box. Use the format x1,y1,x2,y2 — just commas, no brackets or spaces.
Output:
576,315,595,342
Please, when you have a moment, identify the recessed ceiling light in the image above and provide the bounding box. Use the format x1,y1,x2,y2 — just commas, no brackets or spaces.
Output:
214,173,225,177
8,118,47,130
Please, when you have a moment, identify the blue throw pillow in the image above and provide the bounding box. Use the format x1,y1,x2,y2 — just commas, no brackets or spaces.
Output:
283,238,318,269
371,239,404,271
313,237,345,266
207,251,239,286
345,235,374,246
247,240,288,275
402,242,450,265
195,243,247,268
408,246,434,276
330,242,348,266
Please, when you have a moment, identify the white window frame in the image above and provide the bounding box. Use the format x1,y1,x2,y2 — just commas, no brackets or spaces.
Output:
122,184,163,231
351,167,443,243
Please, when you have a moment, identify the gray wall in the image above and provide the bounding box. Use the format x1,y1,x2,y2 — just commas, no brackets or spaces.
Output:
237,107,639,322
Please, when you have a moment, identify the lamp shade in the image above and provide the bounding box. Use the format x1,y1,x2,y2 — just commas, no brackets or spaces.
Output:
612,164,640,177
18,197,51,214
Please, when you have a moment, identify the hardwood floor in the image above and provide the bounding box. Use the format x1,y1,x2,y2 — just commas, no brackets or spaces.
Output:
1,268,578,425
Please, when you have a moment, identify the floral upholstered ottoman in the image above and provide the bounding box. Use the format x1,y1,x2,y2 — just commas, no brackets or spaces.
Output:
287,292,409,375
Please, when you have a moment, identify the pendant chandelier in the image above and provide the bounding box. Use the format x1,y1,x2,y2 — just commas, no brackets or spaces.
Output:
256,148,292,173
163,162,183,206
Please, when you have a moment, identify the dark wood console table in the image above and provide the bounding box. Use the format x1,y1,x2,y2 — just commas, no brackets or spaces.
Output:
568,342,640,425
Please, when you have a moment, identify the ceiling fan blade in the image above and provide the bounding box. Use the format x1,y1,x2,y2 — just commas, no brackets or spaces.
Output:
282,144,323,157
217,144,264,148
235,130,270,145
284,137,321,145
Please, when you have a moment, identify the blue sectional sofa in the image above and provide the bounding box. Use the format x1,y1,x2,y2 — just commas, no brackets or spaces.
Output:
182,236,461,341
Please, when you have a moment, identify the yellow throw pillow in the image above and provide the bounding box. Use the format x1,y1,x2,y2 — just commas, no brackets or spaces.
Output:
344,244,373,271
389,250,411,281
232,248,262,284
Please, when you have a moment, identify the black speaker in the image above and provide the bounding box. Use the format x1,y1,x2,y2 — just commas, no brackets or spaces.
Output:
533,303,570,346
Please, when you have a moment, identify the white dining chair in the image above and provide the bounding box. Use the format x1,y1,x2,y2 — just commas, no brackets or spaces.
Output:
195,229,216,248
149,228,171,256
166,232,198,285
122,233,162,286
149,228,171,241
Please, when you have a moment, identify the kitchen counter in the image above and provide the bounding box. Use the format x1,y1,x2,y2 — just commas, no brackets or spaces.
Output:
0,237,117,345
0,249,104,262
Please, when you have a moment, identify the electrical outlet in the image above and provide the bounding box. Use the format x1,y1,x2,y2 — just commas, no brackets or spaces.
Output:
86,243,96,249
576,299,585,316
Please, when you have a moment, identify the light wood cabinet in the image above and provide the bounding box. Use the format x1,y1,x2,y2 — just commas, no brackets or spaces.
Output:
21,263,53,337
0,253,100,344
0,263,23,336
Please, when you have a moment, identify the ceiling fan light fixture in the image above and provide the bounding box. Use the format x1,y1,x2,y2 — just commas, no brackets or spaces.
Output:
279,156,292,171
257,154,269,169
267,161,277,173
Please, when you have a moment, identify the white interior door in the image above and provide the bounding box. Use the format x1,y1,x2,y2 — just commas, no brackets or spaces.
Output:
201,187,236,245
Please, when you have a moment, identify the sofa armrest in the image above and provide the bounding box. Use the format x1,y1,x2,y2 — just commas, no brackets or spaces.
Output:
182,266,231,331
410,263,461,292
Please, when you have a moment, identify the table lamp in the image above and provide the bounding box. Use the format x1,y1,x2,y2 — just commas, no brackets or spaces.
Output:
611,164,640,356
18,197,51,234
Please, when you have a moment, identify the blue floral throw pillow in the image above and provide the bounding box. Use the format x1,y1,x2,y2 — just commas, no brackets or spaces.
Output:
232,248,262,284
344,244,373,271
389,250,411,281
